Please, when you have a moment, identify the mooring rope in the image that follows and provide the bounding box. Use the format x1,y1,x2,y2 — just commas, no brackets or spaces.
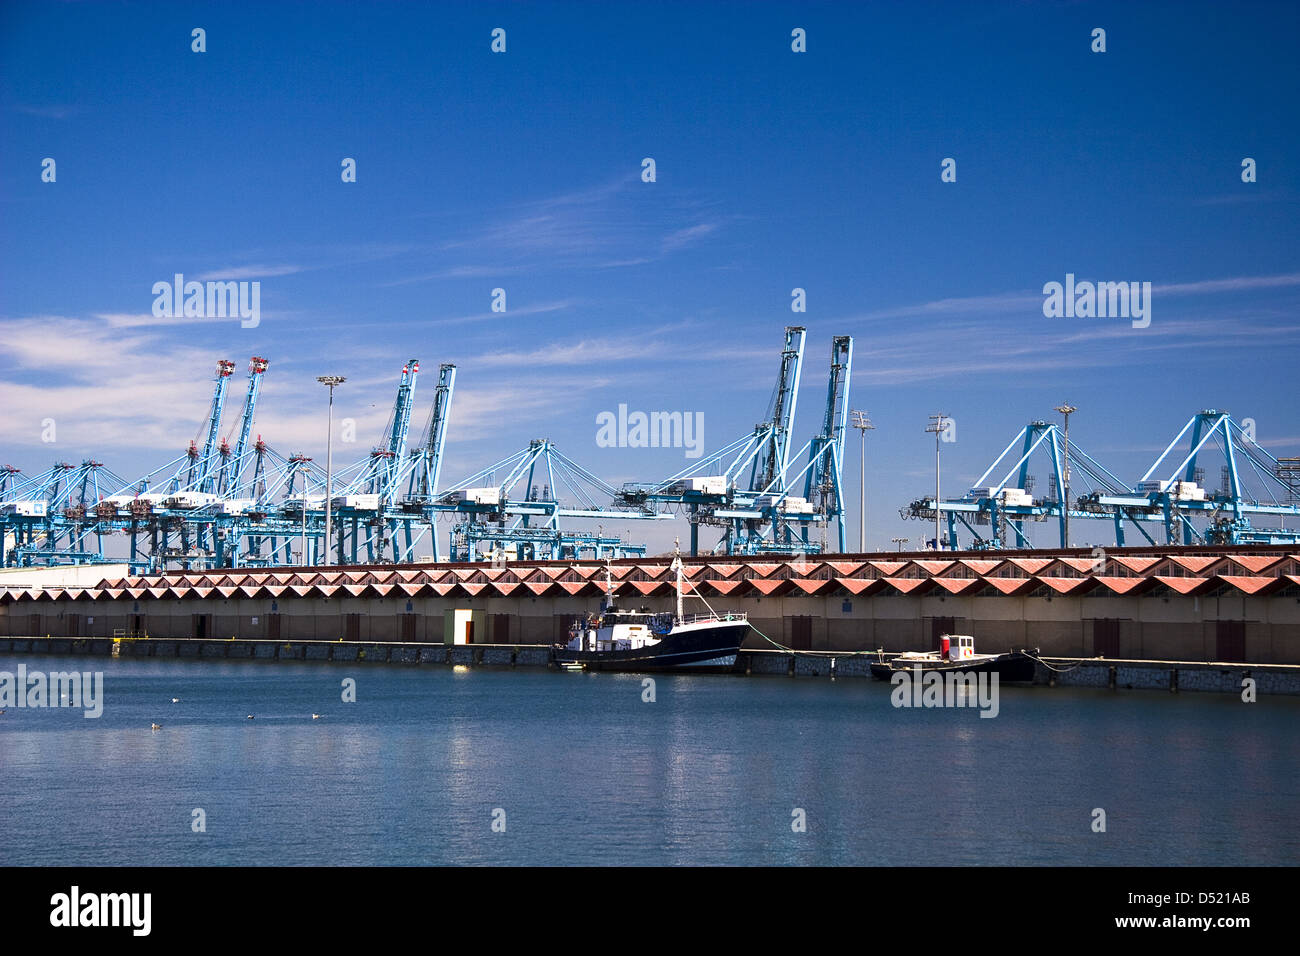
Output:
1021,650,1090,673
743,621,882,658
745,622,790,651
683,581,795,652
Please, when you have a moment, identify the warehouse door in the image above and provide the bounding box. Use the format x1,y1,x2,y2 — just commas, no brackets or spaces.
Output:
66,614,81,637
266,614,281,641
192,614,211,640
931,617,956,652
790,616,812,650
1093,619,1120,658
491,614,511,645
400,615,416,642
345,613,361,642
1215,621,1245,662
29,613,41,636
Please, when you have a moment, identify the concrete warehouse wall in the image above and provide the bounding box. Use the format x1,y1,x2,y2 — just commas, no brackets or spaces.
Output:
3,589,1298,663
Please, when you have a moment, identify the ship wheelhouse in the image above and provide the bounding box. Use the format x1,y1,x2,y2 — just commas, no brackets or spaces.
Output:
566,604,668,653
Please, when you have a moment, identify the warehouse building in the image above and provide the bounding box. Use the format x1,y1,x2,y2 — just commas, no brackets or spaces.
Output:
2,546,1298,664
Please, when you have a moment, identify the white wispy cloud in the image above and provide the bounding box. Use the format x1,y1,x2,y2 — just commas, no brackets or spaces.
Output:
388,175,724,285
1152,272,1300,296
858,270,1300,324
193,264,305,281
421,299,577,328
472,338,671,370
660,222,719,252
15,104,75,119
0,311,631,475
857,291,1041,321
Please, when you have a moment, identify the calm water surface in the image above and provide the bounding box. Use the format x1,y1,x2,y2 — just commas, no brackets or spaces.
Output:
1,654,1296,865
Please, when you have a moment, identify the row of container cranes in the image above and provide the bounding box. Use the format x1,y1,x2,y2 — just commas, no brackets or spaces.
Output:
0,326,855,572
3,327,1297,570
902,411,1300,550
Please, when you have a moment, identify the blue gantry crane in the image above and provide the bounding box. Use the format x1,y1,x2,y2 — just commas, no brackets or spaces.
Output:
437,438,664,562
1083,410,1300,546
903,409,1300,550
903,419,1131,550
616,327,855,555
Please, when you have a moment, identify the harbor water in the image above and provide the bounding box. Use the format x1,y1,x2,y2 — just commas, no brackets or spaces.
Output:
1,655,1297,866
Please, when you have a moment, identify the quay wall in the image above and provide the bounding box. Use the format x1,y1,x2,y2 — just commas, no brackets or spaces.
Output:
2,638,1298,696
2,589,1298,662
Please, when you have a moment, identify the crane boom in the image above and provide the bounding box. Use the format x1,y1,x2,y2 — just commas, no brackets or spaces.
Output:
223,357,269,494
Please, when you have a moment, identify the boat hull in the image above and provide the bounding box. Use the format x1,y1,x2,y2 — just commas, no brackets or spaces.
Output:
869,651,1038,684
554,621,748,673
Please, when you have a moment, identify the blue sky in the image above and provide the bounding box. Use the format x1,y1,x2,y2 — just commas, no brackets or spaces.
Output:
2,0,1298,553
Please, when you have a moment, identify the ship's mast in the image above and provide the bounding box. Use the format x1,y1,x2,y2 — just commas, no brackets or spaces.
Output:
673,538,684,621
603,557,614,611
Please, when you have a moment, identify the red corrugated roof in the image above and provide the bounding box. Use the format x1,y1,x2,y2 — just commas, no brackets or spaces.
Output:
1153,575,1209,595
1056,557,1099,573
1215,574,1275,595
1113,556,1161,573
627,580,666,596
705,564,743,578
835,577,886,596
981,576,1034,595
790,578,834,595
1166,555,1221,573
1007,557,1053,574
1091,576,1149,595
883,577,930,594
1036,577,1091,595
1227,555,1283,574
911,560,954,575
704,579,743,595
932,577,981,595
